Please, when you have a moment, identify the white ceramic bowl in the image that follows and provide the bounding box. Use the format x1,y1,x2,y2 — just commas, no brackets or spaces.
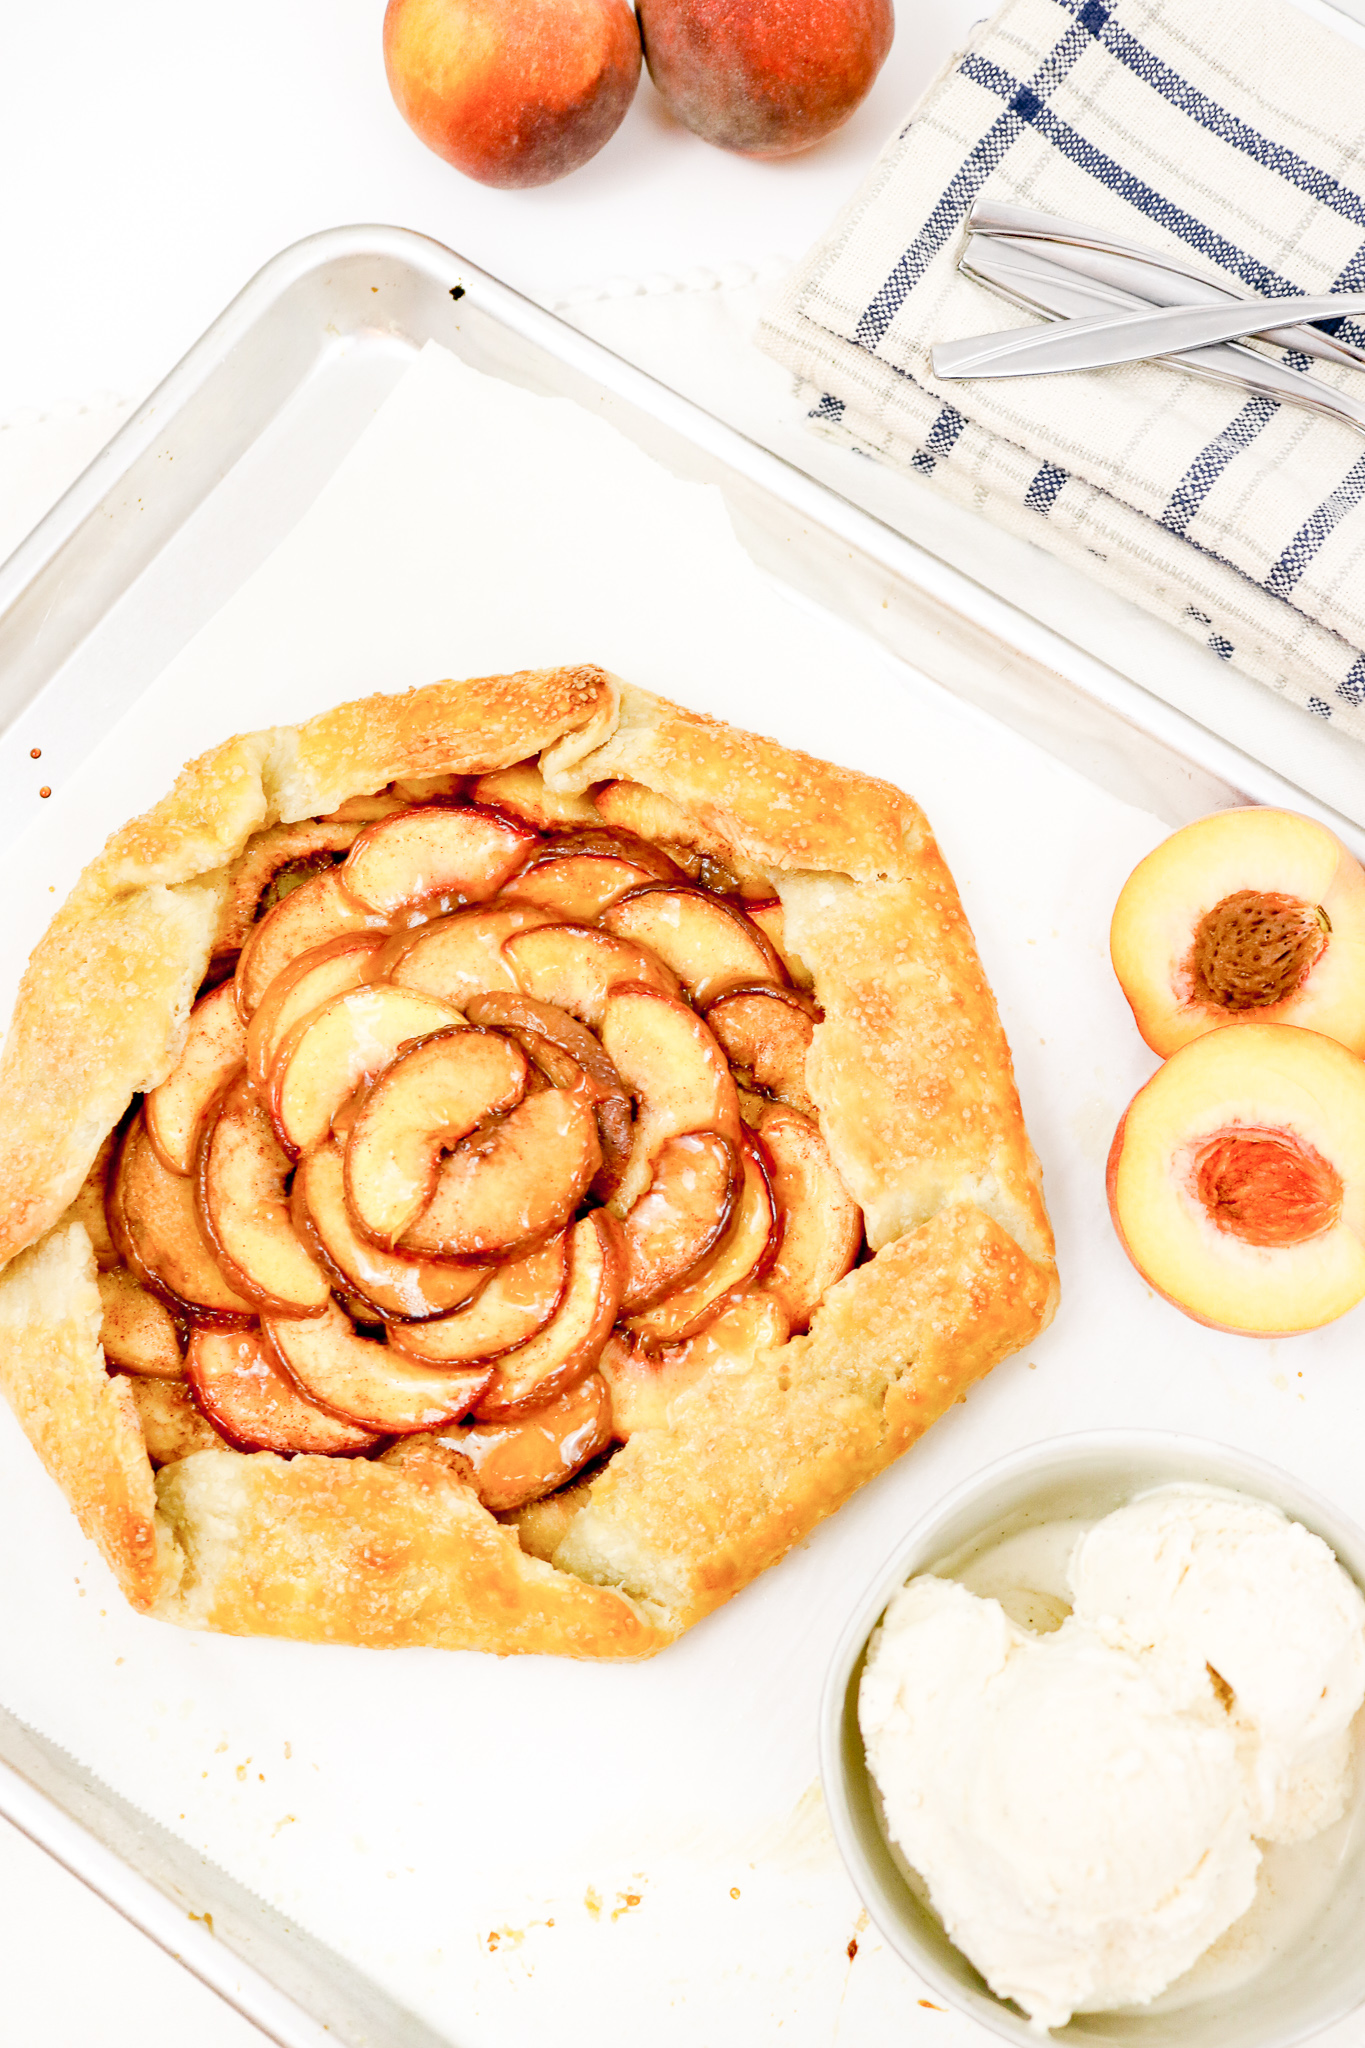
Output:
819,1431,1365,2047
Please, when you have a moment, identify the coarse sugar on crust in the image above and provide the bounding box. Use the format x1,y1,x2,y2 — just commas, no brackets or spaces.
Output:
0,665,1057,1655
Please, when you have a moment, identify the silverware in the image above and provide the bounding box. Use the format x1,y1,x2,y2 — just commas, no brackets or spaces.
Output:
967,200,1365,370
932,289,1365,380
959,235,1365,435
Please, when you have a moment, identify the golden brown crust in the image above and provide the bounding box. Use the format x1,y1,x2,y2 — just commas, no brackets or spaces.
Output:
0,1224,181,1610
0,664,1055,1657
549,682,929,881
778,871,1053,1265
551,1205,1054,1635
153,1448,666,1656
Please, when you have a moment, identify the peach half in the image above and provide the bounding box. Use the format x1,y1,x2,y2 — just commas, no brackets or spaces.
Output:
1107,1022,1365,1335
1111,807,1365,1057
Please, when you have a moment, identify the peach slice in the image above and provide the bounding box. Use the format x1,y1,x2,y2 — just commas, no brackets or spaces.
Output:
462,990,634,1190
389,1232,569,1364
319,790,410,824
589,778,729,877
97,1268,185,1379
743,898,815,991
592,777,695,842
601,1293,789,1438
754,1101,861,1329
383,900,557,1005
502,921,680,1028
76,1125,122,1271
435,1370,614,1511
472,1212,624,1420
127,1375,227,1466
214,819,364,957
264,1302,492,1434
624,1129,780,1348
704,982,819,1115
591,779,768,892
524,826,687,881
269,984,462,1156
188,1326,380,1456
400,1086,601,1261
236,869,388,1017
293,1143,491,1322
245,930,388,1092
391,772,467,803
618,1129,741,1312
144,981,248,1174
109,1115,255,1324
469,765,600,830
1111,808,1365,1057
1107,1021,1365,1334
506,850,659,920
598,982,742,1213
197,1075,331,1317
344,1027,528,1245
603,885,786,1003
342,804,537,916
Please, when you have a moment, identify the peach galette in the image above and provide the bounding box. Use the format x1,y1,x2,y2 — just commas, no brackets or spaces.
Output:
0,666,1057,1656
1111,808,1365,1058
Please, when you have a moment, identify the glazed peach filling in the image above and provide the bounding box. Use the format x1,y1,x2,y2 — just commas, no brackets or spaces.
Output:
1189,1125,1343,1248
1187,890,1328,1012
92,773,866,1514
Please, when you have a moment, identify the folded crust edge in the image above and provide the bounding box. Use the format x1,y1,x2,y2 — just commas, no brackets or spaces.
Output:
0,665,1058,1656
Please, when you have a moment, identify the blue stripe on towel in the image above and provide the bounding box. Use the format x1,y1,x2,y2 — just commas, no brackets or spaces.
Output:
1265,454,1365,595
1339,658,1365,706
856,17,1365,355
1063,0,1365,229
912,404,969,475
854,19,1093,347
808,393,846,422
927,404,968,452
958,53,1301,298
1160,396,1278,537
1324,240,1365,342
1024,461,1068,512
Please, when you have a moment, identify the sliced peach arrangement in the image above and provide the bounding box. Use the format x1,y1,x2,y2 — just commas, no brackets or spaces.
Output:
1108,1023,1365,1335
1111,808,1365,1058
87,777,862,1513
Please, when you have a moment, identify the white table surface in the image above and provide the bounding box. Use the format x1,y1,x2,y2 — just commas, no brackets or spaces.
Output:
6,7,1365,2045
0,7,980,2045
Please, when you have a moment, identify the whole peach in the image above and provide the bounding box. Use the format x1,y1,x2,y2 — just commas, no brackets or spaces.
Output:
383,0,642,189
637,0,894,158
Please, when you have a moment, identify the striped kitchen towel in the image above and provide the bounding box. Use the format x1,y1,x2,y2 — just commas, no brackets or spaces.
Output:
758,0,1365,743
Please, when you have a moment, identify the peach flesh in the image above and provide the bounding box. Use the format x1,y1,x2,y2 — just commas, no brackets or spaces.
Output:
383,0,642,190
1110,807,1365,1058
1191,1126,1342,1249
1106,1023,1365,1336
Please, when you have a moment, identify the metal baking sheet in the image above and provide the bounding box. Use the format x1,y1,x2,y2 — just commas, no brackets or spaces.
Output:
4,223,1364,863
0,226,1362,2048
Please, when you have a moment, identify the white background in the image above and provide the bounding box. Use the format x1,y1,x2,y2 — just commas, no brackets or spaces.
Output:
0,0,987,423
5,5,1365,2046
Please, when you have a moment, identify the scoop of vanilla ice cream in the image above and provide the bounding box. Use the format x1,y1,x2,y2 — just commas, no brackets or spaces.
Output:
1070,1486,1365,1842
860,1576,1259,2031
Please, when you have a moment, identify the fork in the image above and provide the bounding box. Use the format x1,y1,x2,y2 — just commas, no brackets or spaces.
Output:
967,199,1365,371
958,218,1365,436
